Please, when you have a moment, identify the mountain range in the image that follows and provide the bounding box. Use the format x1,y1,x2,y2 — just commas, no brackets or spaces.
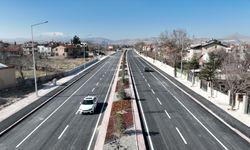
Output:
1,33,250,45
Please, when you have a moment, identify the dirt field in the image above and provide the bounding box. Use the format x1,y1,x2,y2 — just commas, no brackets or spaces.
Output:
16,57,94,79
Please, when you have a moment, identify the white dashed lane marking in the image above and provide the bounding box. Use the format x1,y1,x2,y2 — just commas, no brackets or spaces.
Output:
58,125,69,140
164,110,171,119
151,89,155,94
176,127,187,144
156,97,162,105
147,83,151,87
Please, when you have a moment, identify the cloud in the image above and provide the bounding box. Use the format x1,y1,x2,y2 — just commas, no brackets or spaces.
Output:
41,32,64,36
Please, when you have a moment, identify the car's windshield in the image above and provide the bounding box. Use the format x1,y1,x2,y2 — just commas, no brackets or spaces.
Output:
82,100,93,105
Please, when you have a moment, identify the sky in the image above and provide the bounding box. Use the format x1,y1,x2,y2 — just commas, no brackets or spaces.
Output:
0,0,250,40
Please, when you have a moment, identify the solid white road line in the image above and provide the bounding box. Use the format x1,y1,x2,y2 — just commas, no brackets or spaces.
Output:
58,125,69,140
176,127,187,144
16,60,108,148
139,57,229,150
164,110,171,119
156,97,162,105
87,57,117,150
147,83,151,87
92,88,95,92
129,61,155,150
151,89,155,95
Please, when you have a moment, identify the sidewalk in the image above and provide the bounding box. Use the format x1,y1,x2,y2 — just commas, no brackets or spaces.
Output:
0,55,108,123
136,51,250,127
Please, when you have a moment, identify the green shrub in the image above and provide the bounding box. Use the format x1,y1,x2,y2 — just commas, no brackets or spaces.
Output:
118,88,127,99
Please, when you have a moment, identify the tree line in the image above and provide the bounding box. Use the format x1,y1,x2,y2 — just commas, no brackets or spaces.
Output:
135,29,250,109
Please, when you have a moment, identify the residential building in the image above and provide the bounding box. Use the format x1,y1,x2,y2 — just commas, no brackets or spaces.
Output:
22,41,38,55
0,63,16,90
37,45,52,56
185,39,229,65
200,39,228,65
0,43,23,64
52,45,85,58
184,44,203,61
108,45,114,50
142,45,153,51
0,41,9,48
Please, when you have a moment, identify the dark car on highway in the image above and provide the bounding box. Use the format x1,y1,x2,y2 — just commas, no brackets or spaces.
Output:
144,67,153,72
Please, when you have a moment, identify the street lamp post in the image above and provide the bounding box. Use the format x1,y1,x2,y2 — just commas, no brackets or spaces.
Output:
31,21,48,97
84,46,86,69
180,40,184,78
154,42,159,63
82,42,87,70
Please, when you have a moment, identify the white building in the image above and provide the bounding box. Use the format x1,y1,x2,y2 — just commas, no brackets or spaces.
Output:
184,44,203,61
37,45,52,56
185,39,229,65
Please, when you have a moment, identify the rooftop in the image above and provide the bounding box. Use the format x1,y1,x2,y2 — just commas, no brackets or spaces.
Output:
0,63,7,68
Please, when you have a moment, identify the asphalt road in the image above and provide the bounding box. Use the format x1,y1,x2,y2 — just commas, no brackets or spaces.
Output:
128,50,250,150
0,52,121,150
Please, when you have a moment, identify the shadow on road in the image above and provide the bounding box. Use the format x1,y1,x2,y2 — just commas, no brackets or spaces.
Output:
144,110,165,114
137,98,146,101
95,102,108,114
145,131,159,136
124,129,143,136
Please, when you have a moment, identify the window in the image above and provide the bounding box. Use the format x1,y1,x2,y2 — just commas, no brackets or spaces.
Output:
82,100,94,105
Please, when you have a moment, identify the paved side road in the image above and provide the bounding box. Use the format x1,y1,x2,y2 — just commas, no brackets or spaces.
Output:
0,52,122,150
128,50,250,150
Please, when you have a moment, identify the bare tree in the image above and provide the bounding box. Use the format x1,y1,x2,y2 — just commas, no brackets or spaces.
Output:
134,41,146,52
6,55,32,81
0,51,9,64
160,29,190,77
221,52,250,109
37,57,50,77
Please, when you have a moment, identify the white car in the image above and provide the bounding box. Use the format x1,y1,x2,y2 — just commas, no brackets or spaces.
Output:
79,96,97,114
